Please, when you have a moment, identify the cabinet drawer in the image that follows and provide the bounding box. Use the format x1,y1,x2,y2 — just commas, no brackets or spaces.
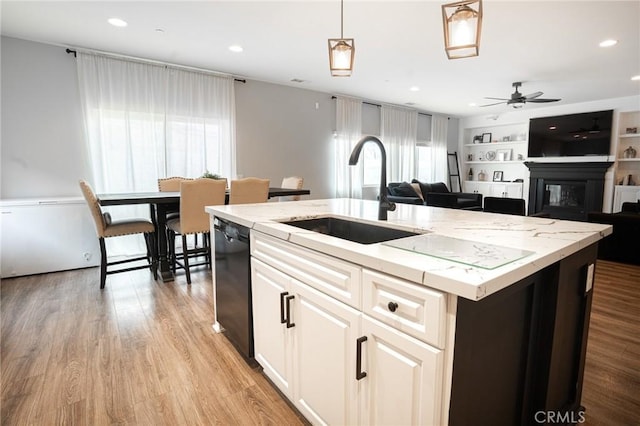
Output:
251,232,361,309
362,269,447,349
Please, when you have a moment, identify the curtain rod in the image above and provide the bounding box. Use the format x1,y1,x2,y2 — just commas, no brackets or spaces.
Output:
65,48,246,83
330,95,432,117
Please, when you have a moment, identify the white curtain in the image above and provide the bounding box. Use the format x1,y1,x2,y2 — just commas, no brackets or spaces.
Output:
429,114,450,185
382,105,418,182
335,96,362,198
76,52,236,255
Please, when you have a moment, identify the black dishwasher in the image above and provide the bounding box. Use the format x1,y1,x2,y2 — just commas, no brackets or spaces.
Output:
214,217,254,364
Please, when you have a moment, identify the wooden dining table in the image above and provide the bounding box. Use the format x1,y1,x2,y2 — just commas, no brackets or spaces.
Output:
97,187,310,281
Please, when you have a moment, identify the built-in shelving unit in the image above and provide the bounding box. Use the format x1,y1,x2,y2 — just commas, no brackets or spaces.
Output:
612,111,640,210
462,123,528,203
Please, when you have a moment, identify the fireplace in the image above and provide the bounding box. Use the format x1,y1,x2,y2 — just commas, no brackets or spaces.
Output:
525,162,613,221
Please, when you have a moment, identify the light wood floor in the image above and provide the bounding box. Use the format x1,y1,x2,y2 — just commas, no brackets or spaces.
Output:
1,260,638,425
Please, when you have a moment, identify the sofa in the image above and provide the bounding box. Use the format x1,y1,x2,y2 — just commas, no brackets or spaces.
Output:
587,201,640,265
387,180,483,211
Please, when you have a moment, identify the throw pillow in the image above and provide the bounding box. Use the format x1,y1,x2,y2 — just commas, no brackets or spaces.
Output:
393,182,419,197
410,183,424,200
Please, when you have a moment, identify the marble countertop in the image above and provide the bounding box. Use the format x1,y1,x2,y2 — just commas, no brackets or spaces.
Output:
206,198,612,301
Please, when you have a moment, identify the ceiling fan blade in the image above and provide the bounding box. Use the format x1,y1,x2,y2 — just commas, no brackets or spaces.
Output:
484,97,510,101
527,98,561,103
523,91,543,100
480,101,508,107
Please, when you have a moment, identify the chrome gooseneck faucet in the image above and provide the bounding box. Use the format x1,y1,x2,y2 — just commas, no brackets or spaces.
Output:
348,136,396,221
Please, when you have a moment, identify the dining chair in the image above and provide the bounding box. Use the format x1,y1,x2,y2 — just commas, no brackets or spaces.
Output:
229,177,270,204
483,197,526,216
158,176,193,192
166,178,226,284
79,180,157,289
158,176,193,220
280,176,304,201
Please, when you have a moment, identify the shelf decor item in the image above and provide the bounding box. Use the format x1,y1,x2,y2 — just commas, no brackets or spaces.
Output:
485,150,496,161
496,148,512,161
625,127,638,134
478,169,487,181
481,132,492,143
468,168,473,180
623,146,637,158
493,171,503,182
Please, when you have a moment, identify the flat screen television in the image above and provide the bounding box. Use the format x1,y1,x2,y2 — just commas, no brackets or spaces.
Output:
528,110,613,158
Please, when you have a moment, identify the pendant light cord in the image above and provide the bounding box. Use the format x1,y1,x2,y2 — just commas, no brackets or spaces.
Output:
340,0,344,38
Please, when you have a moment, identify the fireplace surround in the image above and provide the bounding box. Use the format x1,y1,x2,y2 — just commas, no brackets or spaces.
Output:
525,162,613,221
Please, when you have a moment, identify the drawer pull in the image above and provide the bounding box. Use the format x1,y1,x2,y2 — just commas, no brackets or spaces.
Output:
280,292,289,324
356,336,367,380
285,295,296,328
387,301,399,312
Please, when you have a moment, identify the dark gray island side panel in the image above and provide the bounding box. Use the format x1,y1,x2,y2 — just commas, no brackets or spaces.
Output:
449,243,597,426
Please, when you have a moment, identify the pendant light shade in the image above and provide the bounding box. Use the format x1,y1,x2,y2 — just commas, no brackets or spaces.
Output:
329,38,355,77
328,0,354,76
442,0,482,59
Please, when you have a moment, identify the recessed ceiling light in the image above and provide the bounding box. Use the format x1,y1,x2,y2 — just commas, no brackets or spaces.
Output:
599,39,618,48
409,86,420,92
107,18,128,27
632,75,640,81
468,102,477,107
228,45,243,53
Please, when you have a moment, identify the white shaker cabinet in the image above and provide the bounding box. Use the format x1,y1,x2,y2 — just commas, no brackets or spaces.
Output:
291,274,361,425
251,257,361,425
251,258,294,398
251,232,446,426
360,315,444,426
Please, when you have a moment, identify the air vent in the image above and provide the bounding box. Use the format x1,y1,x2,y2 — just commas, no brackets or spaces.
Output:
290,78,306,83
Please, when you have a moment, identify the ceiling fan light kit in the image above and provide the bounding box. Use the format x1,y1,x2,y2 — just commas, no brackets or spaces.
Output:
328,0,355,77
442,0,483,60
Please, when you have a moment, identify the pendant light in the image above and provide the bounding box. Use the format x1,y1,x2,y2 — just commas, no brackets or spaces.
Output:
328,0,355,77
442,0,482,59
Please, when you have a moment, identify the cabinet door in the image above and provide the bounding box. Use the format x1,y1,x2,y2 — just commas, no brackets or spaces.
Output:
291,278,361,426
463,181,481,194
504,183,523,199
251,258,293,397
360,315,444,426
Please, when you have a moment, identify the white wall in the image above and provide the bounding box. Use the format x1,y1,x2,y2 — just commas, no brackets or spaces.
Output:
1,36,340,200
235,80,335,199
1,36,463,202
1,36,91,198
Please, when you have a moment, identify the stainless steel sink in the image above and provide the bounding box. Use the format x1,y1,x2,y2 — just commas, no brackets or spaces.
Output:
282,216,419,244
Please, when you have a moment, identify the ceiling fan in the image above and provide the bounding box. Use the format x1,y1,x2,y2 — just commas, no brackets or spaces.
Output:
481,82,561,108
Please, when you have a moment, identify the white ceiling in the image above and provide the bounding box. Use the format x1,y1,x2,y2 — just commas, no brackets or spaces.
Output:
2,1,639,117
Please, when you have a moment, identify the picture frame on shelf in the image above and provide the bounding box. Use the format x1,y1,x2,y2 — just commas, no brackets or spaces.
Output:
482,133,492,143
496,148,512,161
493,171,504,182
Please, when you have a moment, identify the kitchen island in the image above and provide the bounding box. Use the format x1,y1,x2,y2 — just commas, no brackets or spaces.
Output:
207,198,612,426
